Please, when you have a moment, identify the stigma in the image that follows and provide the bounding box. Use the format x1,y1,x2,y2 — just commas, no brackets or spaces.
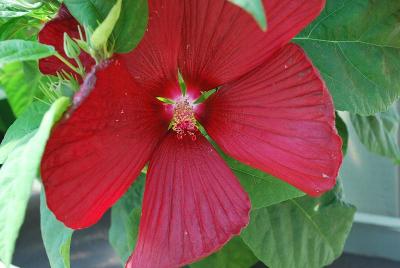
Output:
171,97,198,141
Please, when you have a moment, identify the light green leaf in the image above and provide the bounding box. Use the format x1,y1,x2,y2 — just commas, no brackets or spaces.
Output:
91,0,122,50
228,0,267,31
191,237,257,268
351,105,400,160
295,0,400,115
0,17,42,41
0,101,47,164
225,157,304,209
0,97,70,267
109,174,145,264
1,0,42,10
241,184,355,268
0,61,43,116
40,191,73,268
0,40,55,65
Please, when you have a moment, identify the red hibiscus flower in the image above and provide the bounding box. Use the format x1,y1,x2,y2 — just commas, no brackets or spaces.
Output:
39,0,341,267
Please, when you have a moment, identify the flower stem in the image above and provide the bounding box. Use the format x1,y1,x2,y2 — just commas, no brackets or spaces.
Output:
55,53,83,77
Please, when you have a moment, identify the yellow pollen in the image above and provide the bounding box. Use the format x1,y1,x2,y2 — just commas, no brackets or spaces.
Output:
171,98,198,140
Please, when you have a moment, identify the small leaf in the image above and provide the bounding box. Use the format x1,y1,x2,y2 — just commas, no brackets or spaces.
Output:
109,174,145,263
91,0,122,51
40,191,73,268
228,0,267,31
191,237,257,268
0,98,70,267
0,40,55,65
351,105,400,160
193,89,216,104
156,97,175,104
241,184,356,268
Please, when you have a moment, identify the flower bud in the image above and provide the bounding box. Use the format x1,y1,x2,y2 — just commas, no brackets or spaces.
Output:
63,33,81,59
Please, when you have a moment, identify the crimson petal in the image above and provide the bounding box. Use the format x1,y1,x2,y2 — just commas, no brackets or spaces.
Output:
38,5,95,77
179,0,325,90
201,44,342,196
120,0,183,99
127,134,250,268
41,59,168,229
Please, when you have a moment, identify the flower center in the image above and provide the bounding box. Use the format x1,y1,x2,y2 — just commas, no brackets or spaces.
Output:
171,97,198,141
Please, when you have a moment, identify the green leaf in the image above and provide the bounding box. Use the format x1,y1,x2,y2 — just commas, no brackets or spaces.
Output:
336,113,348,155
0,16,42,41
0,40,55,65
294,0,400,115
91,0,122,51
0,97,70,267
225,156,304,209
65,0,148,53
191,237,257,268
0,61,43,116
40,190,73,268
241,184,356,268
113,0,148,53
63,0,114,30
228,0,267,31
350,105,400,160
109,174,145,263
0,101,48,164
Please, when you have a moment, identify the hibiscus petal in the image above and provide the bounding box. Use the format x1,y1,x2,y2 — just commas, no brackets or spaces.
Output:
127,133,250,268
201,44,342,196
38,5,95,76
120,0,183,99
179,0,325,90
41,58,168,229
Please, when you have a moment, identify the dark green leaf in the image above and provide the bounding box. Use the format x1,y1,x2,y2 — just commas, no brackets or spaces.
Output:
109,174,145,263
228,0,267,31
191,237,257,268
65,0,148,53
336,113,348,154
40,191,73,268
351,105,400,160
0,40,55,65
0,99,15,134
241,184,355,268
295,0,400,115
113,0,148,53
63,0,114,30
0,97,70,267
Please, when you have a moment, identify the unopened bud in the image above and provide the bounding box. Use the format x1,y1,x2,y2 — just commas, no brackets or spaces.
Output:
63,33,81,59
